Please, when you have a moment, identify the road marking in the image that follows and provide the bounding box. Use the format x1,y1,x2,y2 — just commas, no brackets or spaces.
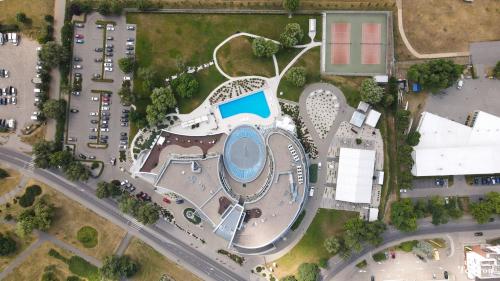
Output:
127,220,142,231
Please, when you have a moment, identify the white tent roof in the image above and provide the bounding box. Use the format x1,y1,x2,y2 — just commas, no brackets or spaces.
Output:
369,208,379,222
335,148,375,204
365,110,381,128
412,111,500,176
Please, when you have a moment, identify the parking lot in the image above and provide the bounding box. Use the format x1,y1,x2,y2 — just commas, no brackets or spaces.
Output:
67,13,136,163
0,37,40,134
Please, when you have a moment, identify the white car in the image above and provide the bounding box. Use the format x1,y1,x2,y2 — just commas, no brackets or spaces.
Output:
89,112,97,116
102,120,109,124
123,76,131,81
90,128,97,132
106,25,115,31
104,63,113,67
126,42,134,46
104,67,113,72
101,106,110,111
457,79,464,90
91,96,99,101
11,97,16,104
73,64,82,69
105,58,112,63
100,128,109,132
309,186,315,197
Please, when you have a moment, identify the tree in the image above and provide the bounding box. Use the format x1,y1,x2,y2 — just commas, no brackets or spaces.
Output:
360,78,384,104
343,218,386,253
252,37,279,58
0,168,9,179
283,0,300,13
44,15,54,23
49,150,74,171
171,73,199,99
136,203,160,224
470,202,492,224
97,1,111,15
285,67,307,87
96,182,111,199
414,199,428,219
119,196,142,216
16,13,28,23
137,0,154,10
138,67,162,93
146,87,176,126
280,276,298,281
129,109,148,129
407,59,463,92
100,255,139,279
494,61,500,79
297,263,319,281
118,81,135,105
323,236,340,254
16,199,54,237
118,57,135,74
110,0,124,15
33,140,55,169
0,234,16,256
406,131,421,146
65,161,89,182
42,99,66,119
39,41,65,68
390,199,417,232
280,23,304,48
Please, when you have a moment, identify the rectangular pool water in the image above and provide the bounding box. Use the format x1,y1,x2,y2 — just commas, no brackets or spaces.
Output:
218,91,271,119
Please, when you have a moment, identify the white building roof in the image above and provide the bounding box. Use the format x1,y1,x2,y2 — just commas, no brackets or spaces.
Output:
350,111,366,128
335,148,375,204
365,110,381,128
412,111,500,176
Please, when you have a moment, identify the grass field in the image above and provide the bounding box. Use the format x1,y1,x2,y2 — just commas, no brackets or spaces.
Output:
126,13,321,114
0,179,125,260
323,75,364,107
0,223,36,272
125,238,202,281
273,209,357,278
0,166,21,197
278,47,321,102
402,0,500,53
0,0,54,39
4,241,72,281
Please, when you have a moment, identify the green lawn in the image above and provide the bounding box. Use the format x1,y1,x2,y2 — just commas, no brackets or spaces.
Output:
277,47,321,102
0,0,54,39
126,13,321,114
274,209,357,278
323,75,365,107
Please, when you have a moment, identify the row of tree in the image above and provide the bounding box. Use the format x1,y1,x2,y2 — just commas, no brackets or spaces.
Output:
470,192,500,224
407,59,463,92
16,198,54,237
252,22,304,58
118,195,160,225
32,140,90,181
391,196,464,232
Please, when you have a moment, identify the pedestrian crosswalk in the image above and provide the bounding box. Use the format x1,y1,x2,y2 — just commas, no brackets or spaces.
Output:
23,160,35,170
127,219,142,231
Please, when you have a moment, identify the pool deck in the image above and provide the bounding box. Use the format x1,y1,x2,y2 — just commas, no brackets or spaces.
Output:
167,76,281,137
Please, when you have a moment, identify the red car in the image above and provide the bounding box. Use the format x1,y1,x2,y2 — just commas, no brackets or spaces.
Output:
75,34,84,39
163,197,171,204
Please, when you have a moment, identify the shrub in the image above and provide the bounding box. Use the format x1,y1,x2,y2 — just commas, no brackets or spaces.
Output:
372,251,387,262
18,185,42,208
48,248,68,263
68,256,100,280
77,226,98,248
252,37,279,58
297,263,319,281
319,257,328,268
399,240,418,252
91,162,99,170
0,233,17,256
0,168,9,179
355,260,367,268
66,276,81,281
356,138,362,145
285,67,306,87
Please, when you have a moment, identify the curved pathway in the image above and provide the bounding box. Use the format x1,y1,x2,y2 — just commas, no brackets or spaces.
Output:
396,0,469,59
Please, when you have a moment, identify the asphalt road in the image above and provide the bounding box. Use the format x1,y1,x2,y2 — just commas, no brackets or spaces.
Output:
323,218,500,280
0,147,246,281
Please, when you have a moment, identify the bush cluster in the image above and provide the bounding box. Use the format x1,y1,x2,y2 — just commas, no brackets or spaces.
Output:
18,185,42,208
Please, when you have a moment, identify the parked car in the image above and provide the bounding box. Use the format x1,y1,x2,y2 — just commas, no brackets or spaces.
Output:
91,96,99,101
73,57,82,62
127,37,134,42
94,47,103,52
75,23,84,28
474,232,483,236
106,36,113,40
96,24,104,29
127,26,135,30
78,154,87,159
73,64,82,69
94,58,103,62
104,67,113,72
90,119,99,124
126,46,134,51
89,112,97,116
75,34,84,39
70,108,79,113
75,39,84,44
444,271,448,280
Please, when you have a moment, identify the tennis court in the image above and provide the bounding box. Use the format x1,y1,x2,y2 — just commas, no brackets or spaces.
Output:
323,12,391,75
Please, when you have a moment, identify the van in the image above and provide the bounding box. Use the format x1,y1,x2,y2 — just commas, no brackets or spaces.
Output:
457,80,464,90
309,186,315,197
34,88,41,93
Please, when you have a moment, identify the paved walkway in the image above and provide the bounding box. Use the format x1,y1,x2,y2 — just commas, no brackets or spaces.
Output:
396,0,469,59
266,83,354,262
115,232,133,256
0,226,102,280
0,175,28,205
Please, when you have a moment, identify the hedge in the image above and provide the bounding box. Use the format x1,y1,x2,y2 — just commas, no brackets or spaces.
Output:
309,164,318,183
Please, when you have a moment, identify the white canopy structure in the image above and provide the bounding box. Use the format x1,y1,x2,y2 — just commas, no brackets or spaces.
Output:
365,110,381,128
412,111,500,176
335,148,376,204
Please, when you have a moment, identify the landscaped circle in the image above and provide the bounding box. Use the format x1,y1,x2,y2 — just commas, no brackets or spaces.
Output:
77,226,98,248
183,208,201,225
223,125,266,183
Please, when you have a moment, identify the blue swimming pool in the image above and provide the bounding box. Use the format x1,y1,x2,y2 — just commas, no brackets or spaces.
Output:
218,91,270,119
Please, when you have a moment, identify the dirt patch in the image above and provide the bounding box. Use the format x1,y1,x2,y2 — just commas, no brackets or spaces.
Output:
20,124,46,146
402,0,500,53
405,92,429,130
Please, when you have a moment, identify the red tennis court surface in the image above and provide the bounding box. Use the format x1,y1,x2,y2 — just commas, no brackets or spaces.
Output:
361,23,381,65
330,23,351,65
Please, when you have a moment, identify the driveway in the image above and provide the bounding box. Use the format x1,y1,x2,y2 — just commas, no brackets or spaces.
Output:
67,13,135,164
